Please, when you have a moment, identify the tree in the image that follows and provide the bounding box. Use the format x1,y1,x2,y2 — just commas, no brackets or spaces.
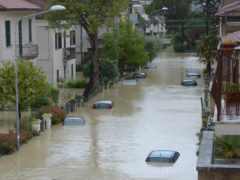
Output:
47,0,128,101
145,0,192,34
171,32,191,52
193,0,220,34
144,37,164,62
196,33,218,75
193,0,220,19
102,21,148,75
0,58,50,117
83,59,117,86
145,0,192,19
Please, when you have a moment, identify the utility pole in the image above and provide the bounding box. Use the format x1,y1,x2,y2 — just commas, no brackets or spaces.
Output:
115,17,119,83
203,0,209,35
181,21,185,45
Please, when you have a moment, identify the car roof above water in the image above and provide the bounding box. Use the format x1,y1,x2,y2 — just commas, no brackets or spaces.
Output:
63,116,85,125
94,100,112,104
182,79,196,82
148,150,177,158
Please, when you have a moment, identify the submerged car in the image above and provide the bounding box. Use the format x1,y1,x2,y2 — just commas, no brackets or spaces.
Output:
133,72,147,79
145,150,180,163
186,69,201,78
93,100,113,109
123,78,138,85
181,79,197,86
144,65,157,69
63,116,85,125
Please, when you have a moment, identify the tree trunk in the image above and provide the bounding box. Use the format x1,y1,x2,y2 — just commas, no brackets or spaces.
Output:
83,33,99,101
119,60,125,77
207,61,211,77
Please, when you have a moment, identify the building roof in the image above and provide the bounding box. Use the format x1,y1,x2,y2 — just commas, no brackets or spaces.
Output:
0,0,41,11
27,0,46,10
222,31,240,43
216,1,240,16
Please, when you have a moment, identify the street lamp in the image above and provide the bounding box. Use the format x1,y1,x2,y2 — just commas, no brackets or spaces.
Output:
202,0,209,35
14,5,66,151
149,7,168,36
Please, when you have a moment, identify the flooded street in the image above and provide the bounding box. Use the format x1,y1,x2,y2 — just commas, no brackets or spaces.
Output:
0,50,204,180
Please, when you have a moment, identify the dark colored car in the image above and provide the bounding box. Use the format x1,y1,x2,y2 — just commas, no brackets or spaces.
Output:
144,65,157,69
145,150,180,163
63,116,85,125
181,79,197,86
133,72,147,79
93,100,113,109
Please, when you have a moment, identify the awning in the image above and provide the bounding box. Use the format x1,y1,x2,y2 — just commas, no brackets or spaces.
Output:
222,31,240,43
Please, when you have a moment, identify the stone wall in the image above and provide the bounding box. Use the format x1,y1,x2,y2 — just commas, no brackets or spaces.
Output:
197,131,240,180
215,121,240,136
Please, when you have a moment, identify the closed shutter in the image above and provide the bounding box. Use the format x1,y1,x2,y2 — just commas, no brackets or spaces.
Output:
5,21,11,47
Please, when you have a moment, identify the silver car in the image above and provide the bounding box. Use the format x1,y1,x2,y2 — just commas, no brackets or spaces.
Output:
63,116,85,125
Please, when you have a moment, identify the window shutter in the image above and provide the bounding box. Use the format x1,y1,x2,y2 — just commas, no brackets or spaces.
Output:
5,21,11,47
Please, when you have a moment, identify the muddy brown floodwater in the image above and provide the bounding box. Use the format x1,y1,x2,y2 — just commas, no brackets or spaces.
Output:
0,49,204,180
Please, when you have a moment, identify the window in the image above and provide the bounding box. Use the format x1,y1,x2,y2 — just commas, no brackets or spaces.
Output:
64,31,66,48
18,20,22,56
57,69,60,83
70,30,75,46
28,19,32,42
55,32,62,50
5,20,11,47
71,64,74,80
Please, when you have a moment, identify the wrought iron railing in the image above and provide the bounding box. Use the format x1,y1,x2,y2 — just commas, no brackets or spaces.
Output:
63,47,76,60
18,43,38,59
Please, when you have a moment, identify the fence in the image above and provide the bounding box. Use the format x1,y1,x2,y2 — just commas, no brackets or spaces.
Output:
62,94,84,114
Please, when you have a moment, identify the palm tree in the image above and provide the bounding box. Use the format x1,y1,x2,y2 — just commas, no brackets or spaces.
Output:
197,33,218,76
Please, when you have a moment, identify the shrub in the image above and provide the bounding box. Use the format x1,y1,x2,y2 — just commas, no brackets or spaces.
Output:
215,135,240,159
19,116,33,132
30,96,50,110
35,108,51,120
48,88,59,104
0,130,16,155
66,80,88,88
174,43,185,52
171,32,191,52
76,64,83,72
41,105,66,125
0,130,33,155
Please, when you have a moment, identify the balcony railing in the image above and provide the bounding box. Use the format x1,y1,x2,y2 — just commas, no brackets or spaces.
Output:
63,47,76,60
18,43,38,59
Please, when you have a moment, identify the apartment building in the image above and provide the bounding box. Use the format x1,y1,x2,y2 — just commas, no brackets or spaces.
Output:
0,0,40,66
216,0,240,36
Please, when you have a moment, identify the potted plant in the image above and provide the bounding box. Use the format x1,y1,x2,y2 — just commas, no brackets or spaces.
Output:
221,39,236,56
223,82,240,102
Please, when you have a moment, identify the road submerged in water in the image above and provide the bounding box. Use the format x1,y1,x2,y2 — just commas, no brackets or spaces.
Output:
0,49,204,180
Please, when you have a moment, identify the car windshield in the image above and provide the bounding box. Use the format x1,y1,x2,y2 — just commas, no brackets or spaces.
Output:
149,151,174,158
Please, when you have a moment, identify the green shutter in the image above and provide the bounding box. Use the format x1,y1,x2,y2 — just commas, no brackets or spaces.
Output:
28,19,32,42
5,21,11,47
18,20,22,56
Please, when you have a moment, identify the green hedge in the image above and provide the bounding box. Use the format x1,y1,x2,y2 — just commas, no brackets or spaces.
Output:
66,80,88,88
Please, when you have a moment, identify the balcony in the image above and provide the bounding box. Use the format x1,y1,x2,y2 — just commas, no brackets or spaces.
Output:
63,47,76,61
18,43,38,59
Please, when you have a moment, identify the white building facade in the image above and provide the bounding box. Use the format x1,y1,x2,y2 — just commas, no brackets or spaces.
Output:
35,19,77,87
0,1,40,66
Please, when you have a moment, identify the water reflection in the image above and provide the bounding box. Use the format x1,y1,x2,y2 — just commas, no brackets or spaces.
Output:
0,50,204,180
